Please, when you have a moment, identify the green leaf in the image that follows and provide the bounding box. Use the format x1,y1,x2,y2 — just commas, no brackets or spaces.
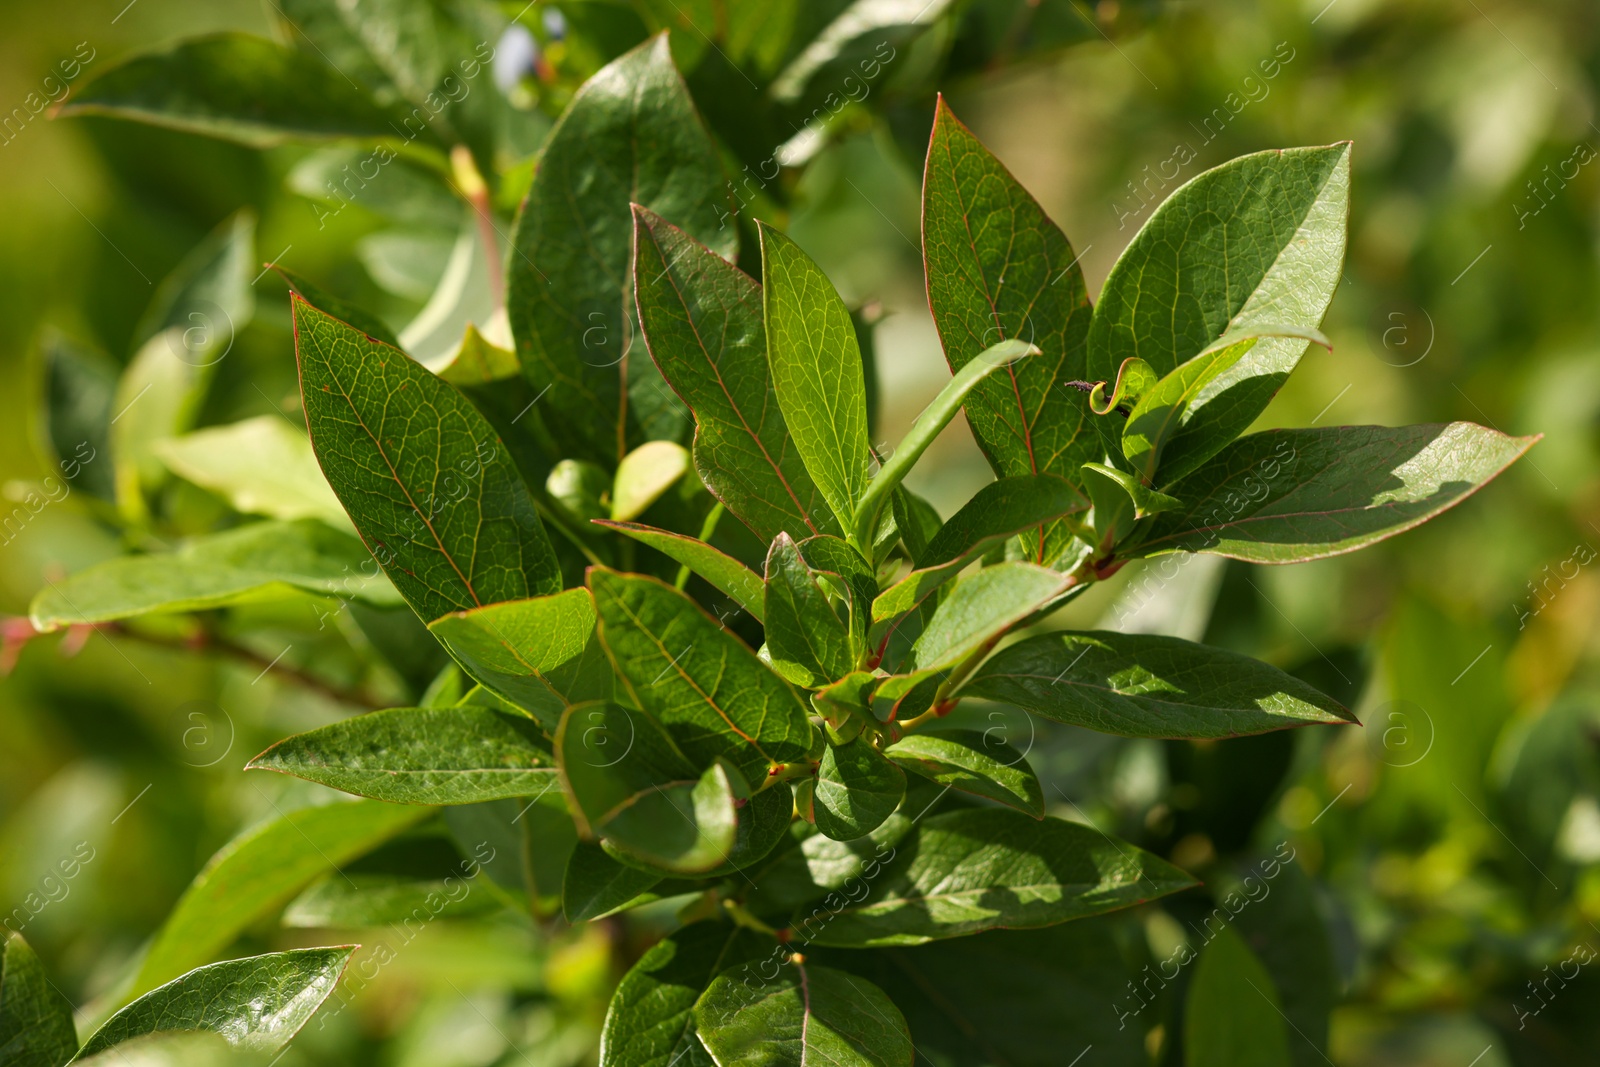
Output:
1121,327,1330,486
613,441,691,521
428,589,612,734
589,568,814,781
759,224,871,536
872,475,1087,627
693,960,913,1067
1081,461,1182,520
795,535,877,654
282,872,501,927
155,416,351,530
0,932,78,1067
764,533,854,688
246,705,556,804
39,330,117,502
793,808,1196,947
601,922,769,1067
1184,926,1294,1067
962,630,1355,738
813,738,906,841
28,519,400,632
557,701,740,875
1135,423,1538,563
922,99,1098,560
563,841,665,923
136,209,257,349
905,562,1071,672
633,208,837,543
508,35,732,467
61,33,410,147
131,801,430,996
294,294,561,620
593,522,766,623
883,729,1044,817
1230,854,1337,1067
76,949,354,1061
278,268,401,349
1087,144,1351,413
852,339,1040,547
890,486,943,566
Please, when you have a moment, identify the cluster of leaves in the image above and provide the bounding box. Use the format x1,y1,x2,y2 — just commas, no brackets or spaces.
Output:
7,3,1538,1066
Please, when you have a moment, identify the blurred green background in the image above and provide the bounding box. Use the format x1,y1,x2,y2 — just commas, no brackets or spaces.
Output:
3,1,1598,1064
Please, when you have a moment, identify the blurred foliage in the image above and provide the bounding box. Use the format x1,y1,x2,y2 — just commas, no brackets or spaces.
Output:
1,0,1598,1064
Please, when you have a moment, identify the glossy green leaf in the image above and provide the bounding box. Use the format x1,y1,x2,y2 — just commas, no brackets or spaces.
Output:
601,922,769,1067
61,33,408,147
771,0,953,104
759,224,871,536
633,208,836,543
1087,145,1351,413
852,338,1039,548
613,441,691,521
278,268,400,348
593,522,766,623
77,949,354,1061
562,841,666,923
589,569,813,781
795,808,1196,947
0,932,78,1067
813,738,905,841
294,294,561,620
922,99,1097,560
1185,926,1293,1067
1135,423,1538,563
557,701,739,874
693,961,913,1067
962,630,1355,738
884,729,1044,816
155,416,351,530
29,519,400,632
1122,327,1330,486
428,589,611,734
872,475,1087,626
508,35,732,466
282,872,501,927
905,562,1071,672
247,705,556,804
764,534,854,688
131,801,430,996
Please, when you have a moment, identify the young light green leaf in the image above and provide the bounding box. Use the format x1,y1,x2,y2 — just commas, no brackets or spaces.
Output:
1122,327,1330,486
1135,423,1539,563
759,224,871,536
796,535,877,654
76,948,354,1061
1185,926,1294,1067
282,872,501,927
764,533,854,688
905,562,1071,673
613,441,691,522
883,729,1044,817
872,475,1087,626
601,922,770,1067
633,208,837,543
0,932,78,1067
556,701,739,875
813,738,906,841
592,522,766,623
1087,145,1351,411
111,330,211,520
589,568,814,781
852,338,1039,548
694,961,913,1067
922,99,1097,560
246,705,556,804
961,630,1355,738
29,519,400,632
131,801,430,996
155,416,351,530
508,35,732,466
794,808,1196,947
562,841,665,923
294,295,561,620
1081,462,1182,519
428,589,611,734
61,33,410,147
